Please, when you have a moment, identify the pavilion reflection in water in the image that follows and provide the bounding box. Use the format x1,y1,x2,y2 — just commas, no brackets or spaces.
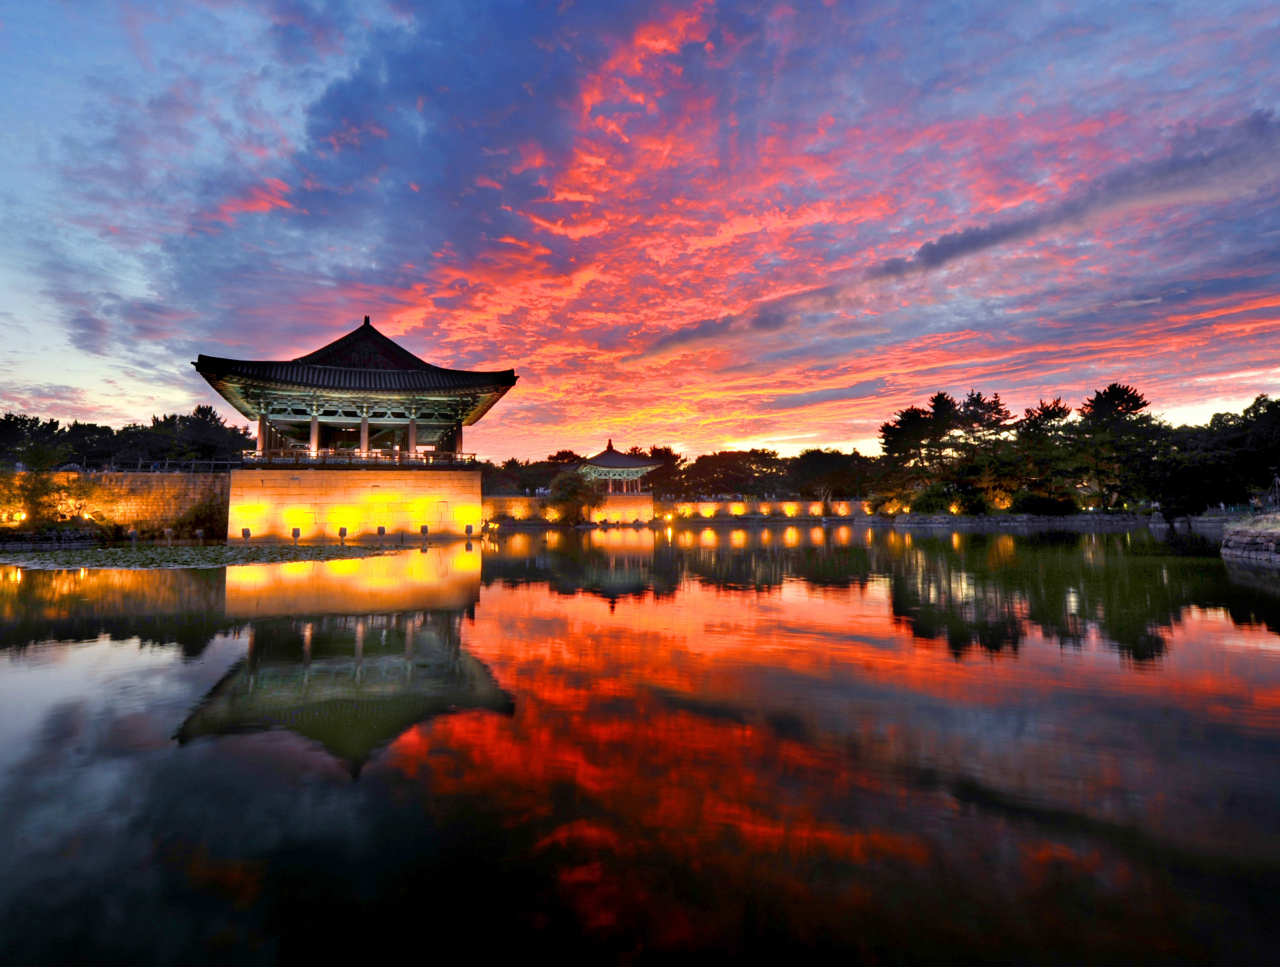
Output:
179,542,512,773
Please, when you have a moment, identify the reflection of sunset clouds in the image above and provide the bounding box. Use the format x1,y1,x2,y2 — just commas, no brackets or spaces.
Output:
371,563,1280,950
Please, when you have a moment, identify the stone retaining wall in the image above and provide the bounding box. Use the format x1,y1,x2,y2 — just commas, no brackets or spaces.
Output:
483,493,653,524
0,471,228,533
78,472,229,532
1221,515,1280,567
229,469,481,540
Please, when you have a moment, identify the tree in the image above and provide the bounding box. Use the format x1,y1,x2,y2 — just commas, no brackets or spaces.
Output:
642,445,686,497
1076,383,1162,509
788,449,873,500
547,450,584,465
1011,398,1076,506
682,450,787,497
1079,383,1149,421
544,471,604,524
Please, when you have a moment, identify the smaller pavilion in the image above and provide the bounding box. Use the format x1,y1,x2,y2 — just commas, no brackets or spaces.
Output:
576,441,661,494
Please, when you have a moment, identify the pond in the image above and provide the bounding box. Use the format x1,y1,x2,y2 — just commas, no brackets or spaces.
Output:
1,525,1279,963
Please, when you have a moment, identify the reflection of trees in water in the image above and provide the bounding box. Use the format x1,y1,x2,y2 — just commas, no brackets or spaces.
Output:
681,546,787,591
483,527,1280,662
681,545,874,593
876,531,1280,660
0,566,232,655
482,537,682,602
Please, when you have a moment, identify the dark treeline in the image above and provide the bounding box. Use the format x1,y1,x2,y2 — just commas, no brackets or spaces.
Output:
0,406,252,469
484,385,1280,516
480,446,874,504
872,385,1280,516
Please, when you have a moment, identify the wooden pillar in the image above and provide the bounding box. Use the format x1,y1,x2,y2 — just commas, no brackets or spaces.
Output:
454,423,463,453
608,477,614,494
407,417,417,453
257,413,267,453
310,412,320,452
360,414,369,453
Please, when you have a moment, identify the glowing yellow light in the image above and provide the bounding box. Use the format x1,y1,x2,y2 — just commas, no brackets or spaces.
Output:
781,502,799,518
699,528,718,548
835,526,851,544
952,532,962,550
783,526,800,547
810,527,825,544
949,503,960,514
730,529,747,548
729,502,746,516
808,502,824,516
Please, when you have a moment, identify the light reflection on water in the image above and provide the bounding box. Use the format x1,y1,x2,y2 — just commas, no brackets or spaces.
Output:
1,525,1279,963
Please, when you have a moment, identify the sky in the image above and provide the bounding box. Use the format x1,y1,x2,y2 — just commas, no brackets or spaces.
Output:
1,0,1279,460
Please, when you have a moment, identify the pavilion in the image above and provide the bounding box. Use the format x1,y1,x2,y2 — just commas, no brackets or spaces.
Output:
177,612,514,775
194,316,516,463
576,440,661,494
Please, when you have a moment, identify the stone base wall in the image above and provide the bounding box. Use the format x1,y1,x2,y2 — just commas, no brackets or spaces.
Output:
1221,515,1280,567
483,493,654,524
229,469,481,540
0,471,228,532
80,472,229,531
589,494,653,524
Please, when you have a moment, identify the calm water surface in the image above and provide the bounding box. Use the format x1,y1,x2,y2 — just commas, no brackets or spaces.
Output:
2,525,1280,964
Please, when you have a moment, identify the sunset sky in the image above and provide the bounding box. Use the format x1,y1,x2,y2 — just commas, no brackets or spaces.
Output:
2,0,1279,459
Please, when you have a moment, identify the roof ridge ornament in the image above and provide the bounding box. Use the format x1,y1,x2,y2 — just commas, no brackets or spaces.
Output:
606,438,614,450
362,315,371,326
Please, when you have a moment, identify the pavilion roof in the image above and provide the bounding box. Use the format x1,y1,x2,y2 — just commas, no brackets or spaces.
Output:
581,440,662,471
193,356,513,393
192,316,517,424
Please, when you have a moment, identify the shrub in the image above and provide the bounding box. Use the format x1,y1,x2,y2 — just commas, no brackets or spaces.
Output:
172,494,229,539
542,471,604,525
1010,491,1078,516
909,484,952,513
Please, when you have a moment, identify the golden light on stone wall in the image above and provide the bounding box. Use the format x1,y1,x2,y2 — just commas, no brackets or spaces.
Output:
228,469,482,540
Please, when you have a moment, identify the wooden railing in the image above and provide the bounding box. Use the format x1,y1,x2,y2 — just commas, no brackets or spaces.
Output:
241,449,475,468
101,458,243,473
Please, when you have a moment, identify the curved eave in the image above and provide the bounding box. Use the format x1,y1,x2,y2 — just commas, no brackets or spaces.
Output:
193,357,518,424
